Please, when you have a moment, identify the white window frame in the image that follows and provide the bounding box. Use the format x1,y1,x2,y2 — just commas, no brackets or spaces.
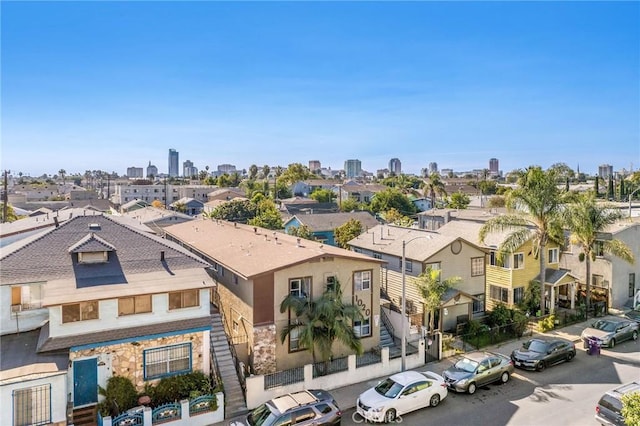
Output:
354,270,371,291
354,317,371,338
548,248,559,264
290,278,311,299
143,343,192,380
512,253,524,269
490,285,509,303
471,257,485,276
11,284,43,311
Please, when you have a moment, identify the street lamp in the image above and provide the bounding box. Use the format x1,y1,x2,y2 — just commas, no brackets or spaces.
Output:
401,236,428,371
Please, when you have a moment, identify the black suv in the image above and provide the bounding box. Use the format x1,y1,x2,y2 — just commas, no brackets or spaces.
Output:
246,389,341,426
595,381,640,425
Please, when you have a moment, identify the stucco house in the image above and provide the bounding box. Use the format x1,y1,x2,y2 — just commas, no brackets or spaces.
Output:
121,206,194,234
0,214,215,425
170,197,204,216
163,218,385,374
348,224,488,334
283,211,380,246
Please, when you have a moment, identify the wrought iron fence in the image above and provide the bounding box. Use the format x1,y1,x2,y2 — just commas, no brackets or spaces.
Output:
151,402,181,424
264,366,305,390
460,322,532,351
111,411,144,426
312,355,348,378
189,394,216,416
356,351,381,368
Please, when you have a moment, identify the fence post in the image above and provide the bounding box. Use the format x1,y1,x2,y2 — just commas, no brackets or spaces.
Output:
348,354,356,372
180,399,190,421
143,406,152,426
304,363,313,387
381,347,390,368
102,417,113,426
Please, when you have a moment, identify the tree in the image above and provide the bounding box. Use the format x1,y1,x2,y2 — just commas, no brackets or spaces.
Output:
334,218,363,249
173,202,187,213
151,200,164,209
249,164,258,180
607,176,615,200
279,280,363,375
209,199,257,223
594,176,600,197
563,192,634,315
310,188,336,203
58,169,67,186
287,224,316,241
548,162,575,181
279,163,314,186
261,165,271,179
0,203,18,222
369,188,416,216
248,199,283,230
479,166,566,317
416,268,461,333
423,173,447,206
383,208,413,227
488,196,506,209
622,392,640,426
447,191,470,209
339,198,361,212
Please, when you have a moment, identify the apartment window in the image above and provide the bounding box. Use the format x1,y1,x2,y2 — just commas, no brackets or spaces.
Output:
512,253,524,269
592,274,605,288
233,274,239,285
13,384,51,426
562,235,572,253
290,278,311,299
354,270,371,291
490,285,509,303
548,248,559,264
168,290,199,310
513,287,525,304
353,318,371,338
593,241,605,257
471,257,485,277
325,275,337,292
78,251,108,264
472,294,485,314
62,301,99,323
11,284,43,311
373,252,382,260
289,324,302,351
118,295,152,316
425,262,441,282
405,260,413,273
143,343,192,380
489,251,498,266
629,273,636,298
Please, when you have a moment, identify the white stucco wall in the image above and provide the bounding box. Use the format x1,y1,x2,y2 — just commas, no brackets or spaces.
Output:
0,372,68,426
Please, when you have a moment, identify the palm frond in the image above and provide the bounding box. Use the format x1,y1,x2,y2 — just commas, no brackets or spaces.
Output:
604,239,635,264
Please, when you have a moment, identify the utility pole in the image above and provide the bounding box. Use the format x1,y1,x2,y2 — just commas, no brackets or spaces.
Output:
2,170,9,223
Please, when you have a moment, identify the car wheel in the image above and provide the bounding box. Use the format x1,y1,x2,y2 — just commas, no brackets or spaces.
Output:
566,352,575,362
500,372,510,383
467,382,477,395
609,339,615,349
536,361,546,372
384,409,396,423
430,394,441,407
632,331,638,341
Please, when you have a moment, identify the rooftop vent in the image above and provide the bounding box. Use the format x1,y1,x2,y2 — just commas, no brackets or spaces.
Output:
88,223,101,231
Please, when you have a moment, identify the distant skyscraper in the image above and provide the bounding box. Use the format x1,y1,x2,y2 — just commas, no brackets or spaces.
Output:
168,149,179,177
146,161,158,178
428,162,438,174
489,158,499,176
183,160,198,178
126,166,144,179
309,160,321,172
344,159,362,179
598,164,613,179
389,158,401,175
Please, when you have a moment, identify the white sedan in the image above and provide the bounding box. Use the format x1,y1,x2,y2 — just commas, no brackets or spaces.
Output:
356,371,447,423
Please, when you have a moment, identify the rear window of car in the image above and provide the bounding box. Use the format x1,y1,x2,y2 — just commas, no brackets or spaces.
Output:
598,394,623,412
316,403,332,415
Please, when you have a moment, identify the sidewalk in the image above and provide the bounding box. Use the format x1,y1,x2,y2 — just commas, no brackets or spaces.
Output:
329,316,599,412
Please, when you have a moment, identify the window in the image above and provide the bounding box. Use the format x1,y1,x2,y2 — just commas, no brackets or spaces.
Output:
232,320,239,333
354,270,371,291
592,274,605,288
289,324,302,351
13,384,51,426
168,290,199,310
593,241,605,257
118,295,152,316
629,273,636,298
233,274,239,285
289,278,311,299
405,260,413,273
489,251,498,266
373,252,382,260
513,287,525,304
548,248,559,264
471,257,485,276
144,343,192,380
293,407,316,424
472,294,485,314
353,318,371,337
11,285,43,311
512,253,524,269
425,262,441,283
562,235,572,253
62,301,99,323
325,275,337,292
490,285,509,303
78,251,108,264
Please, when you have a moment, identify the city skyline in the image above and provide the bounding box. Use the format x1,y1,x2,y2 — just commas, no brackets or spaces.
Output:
2,2,638,177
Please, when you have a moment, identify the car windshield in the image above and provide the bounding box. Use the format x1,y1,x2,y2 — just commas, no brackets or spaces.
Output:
523,340,549,353
374,378,404,398
247,404,274,426
454,357,479,373
593,320,617,332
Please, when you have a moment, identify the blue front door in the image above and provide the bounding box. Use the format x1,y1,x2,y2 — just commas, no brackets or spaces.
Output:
74,358,98,407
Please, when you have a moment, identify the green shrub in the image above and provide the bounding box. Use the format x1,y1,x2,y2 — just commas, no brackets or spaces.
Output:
487,303,512,327
146,371,212,406
538,315,556,332
97,376,138,417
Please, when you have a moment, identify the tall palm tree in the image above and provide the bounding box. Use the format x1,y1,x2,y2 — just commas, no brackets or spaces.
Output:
416,268,461,333
563,192,634,315
423,172,447,207
58,169,67,186
479,167,566,316
280,280,363,374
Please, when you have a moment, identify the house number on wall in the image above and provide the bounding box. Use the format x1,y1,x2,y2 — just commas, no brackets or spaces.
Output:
354,294,371,317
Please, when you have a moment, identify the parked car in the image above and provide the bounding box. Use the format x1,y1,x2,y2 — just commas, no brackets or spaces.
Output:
510,337,576,371
595,381,640,425
245,389,341,426
624,309,640,324
442,351,514,394
580,318,639,349
356,370,447,423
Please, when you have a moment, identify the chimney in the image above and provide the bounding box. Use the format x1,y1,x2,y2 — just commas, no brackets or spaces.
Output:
54,217,59,227
161,251,165,261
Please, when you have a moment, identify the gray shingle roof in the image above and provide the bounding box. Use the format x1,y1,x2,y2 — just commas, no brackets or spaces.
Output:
0,214,210,285
288,211,380,232
1,328,68,372
533,268,576,285
68,233,117,253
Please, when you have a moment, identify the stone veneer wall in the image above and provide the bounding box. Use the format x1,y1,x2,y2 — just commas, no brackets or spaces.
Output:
252,324,276,375
214,284,254,361
69,331,205,392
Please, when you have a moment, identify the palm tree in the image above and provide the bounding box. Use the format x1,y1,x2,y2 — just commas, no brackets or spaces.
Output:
58,169,67,186
423,172,447,207
416,268,461,333
280,280,363,375
563,192,634,316
479,166,566,317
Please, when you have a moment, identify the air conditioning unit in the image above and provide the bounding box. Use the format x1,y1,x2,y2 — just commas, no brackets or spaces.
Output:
10,304,22,313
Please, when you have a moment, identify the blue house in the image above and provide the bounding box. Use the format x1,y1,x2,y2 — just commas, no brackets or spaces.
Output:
283,211,380,246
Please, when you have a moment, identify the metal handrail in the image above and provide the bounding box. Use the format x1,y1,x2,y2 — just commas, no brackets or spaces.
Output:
380,307,399,346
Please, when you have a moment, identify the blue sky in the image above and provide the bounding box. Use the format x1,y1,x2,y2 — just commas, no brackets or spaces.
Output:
2,1,638,177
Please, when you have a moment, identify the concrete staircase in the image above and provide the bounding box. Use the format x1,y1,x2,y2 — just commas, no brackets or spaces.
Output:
72,405,97,426
210,306,248,419
380,321,402,358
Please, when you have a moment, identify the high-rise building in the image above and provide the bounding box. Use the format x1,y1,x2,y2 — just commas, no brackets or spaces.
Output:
309,160,321,172
598,164,613,179
146,161,158,178
183,160,198,178
389,158,401,175
126,167,144,179
489,158,499,176
168,149,179,177
428,162,438,174
344,159,362,179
